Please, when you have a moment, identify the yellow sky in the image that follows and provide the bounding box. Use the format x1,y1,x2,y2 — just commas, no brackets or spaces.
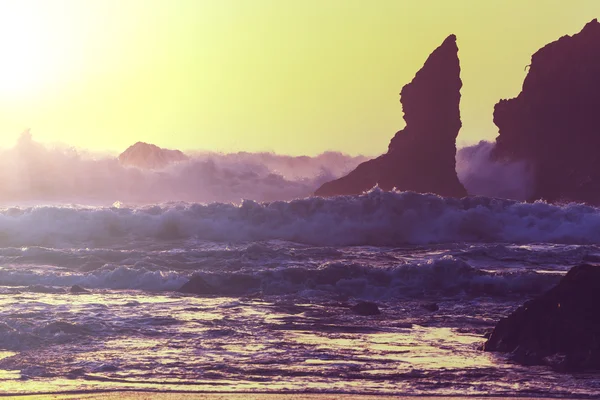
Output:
0,0,597,155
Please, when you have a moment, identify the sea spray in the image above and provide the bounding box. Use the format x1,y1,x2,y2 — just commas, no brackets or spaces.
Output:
0,189,598,248
0,133,365,204
456,141,534,201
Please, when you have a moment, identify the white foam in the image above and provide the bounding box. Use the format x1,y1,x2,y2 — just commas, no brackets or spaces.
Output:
0,255,559,297
0,265,188,291
0,188,598,248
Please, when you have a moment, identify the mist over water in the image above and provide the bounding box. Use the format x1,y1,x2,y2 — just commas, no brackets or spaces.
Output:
0,133,366,205
0,134,594,249
456,140,534,201
0,133,540,206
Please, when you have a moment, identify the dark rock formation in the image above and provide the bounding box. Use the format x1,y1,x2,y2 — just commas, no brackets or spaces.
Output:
70,285,90,294
118,142,188,169
483,264,600,371
178,274,261,296
493,19,600,204
315,35,466,198
26,285,66,294
350,301,381,316
178,276,216,295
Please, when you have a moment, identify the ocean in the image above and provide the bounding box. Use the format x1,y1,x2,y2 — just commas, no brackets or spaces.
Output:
1,189,600,397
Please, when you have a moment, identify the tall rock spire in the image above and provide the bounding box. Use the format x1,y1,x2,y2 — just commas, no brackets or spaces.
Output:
315,35,466,198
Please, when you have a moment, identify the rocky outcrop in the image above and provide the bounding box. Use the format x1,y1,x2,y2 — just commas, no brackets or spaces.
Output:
483,264,600,371
118,142,188,169
70,285,90,294
178,274,261,296
315,35,466,198
178,276,216,295
493,19,600,204
350,302,381,316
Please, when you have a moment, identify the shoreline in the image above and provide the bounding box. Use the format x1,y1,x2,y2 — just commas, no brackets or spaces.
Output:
0,390,584,400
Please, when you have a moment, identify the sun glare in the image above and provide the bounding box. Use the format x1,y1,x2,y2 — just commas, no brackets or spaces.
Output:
0,45,41,94
0,3,55,95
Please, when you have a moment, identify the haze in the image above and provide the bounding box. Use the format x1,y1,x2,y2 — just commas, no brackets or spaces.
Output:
0,0,597,155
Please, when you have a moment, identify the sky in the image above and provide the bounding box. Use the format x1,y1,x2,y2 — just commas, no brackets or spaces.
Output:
0,0,598,156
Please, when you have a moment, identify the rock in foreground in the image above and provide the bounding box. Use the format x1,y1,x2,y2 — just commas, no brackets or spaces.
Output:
118,142,188,169
315,35,466,198
483,264,600,370
493,19,600,204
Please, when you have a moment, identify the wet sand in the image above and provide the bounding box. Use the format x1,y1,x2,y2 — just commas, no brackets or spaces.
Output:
1,392,569,400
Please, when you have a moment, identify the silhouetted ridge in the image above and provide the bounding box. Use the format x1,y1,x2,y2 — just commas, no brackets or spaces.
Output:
493,19,600,204
118,141,188,169
315,35,467,198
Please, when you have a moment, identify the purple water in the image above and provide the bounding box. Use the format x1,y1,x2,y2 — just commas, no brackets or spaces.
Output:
0,192,599,396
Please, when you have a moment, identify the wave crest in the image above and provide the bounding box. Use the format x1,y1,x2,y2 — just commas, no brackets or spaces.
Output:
0,189,598,247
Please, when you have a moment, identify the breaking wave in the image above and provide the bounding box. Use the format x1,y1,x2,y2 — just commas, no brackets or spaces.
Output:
456,141,534,201
0,256,561,298
0,189,599,248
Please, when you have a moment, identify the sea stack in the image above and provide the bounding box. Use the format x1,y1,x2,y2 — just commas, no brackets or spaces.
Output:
118,141,188,169
493,19,600,204
315,35,467,198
